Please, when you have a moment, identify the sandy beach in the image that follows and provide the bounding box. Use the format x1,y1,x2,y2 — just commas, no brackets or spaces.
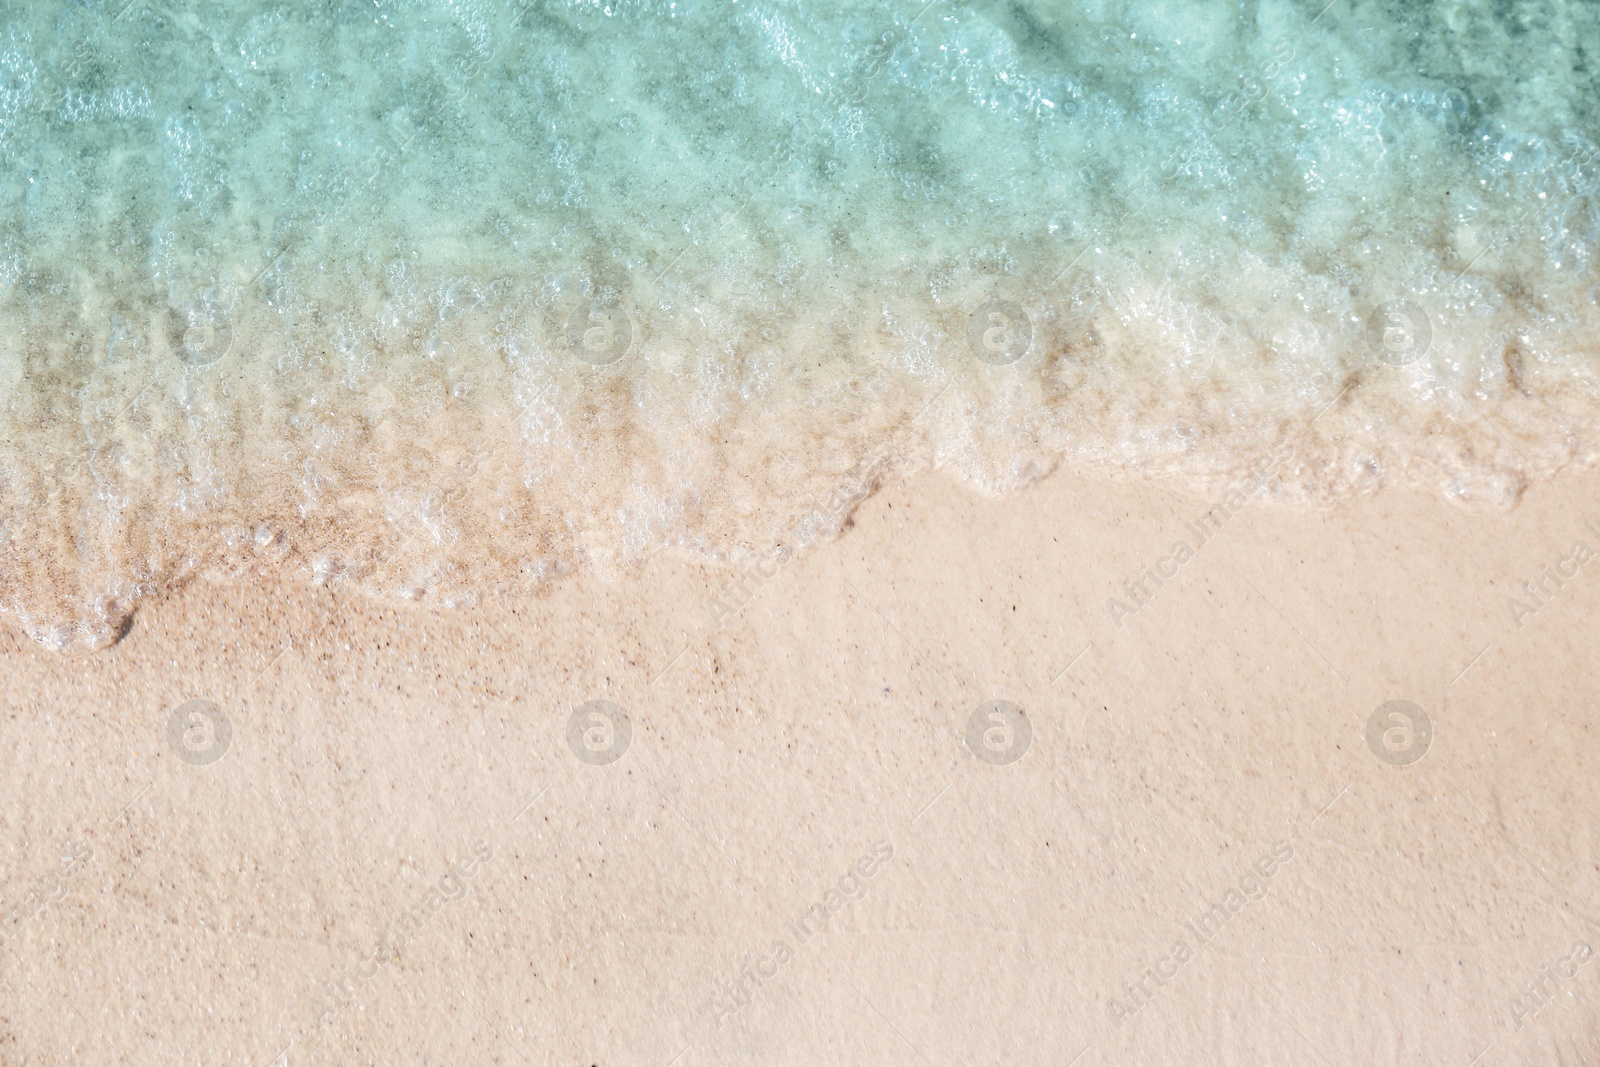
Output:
3,463,1598,1066
6,0,1600,1062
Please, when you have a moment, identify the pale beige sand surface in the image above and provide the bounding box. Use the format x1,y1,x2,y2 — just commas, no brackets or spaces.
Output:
2,465,1599,1066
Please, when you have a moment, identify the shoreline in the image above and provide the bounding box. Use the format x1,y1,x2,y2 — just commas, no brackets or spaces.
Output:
8,409,1596,658
7,1,1600,1059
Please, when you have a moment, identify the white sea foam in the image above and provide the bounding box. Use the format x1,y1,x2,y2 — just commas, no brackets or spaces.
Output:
1,0,1597,649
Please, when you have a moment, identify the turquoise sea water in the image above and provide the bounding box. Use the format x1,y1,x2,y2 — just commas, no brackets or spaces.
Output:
2,0,1598,649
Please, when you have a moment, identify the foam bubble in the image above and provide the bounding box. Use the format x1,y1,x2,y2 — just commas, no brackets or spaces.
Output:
1,0,1598,648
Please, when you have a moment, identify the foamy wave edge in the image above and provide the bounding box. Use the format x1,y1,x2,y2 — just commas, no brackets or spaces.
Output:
5,281,1598,654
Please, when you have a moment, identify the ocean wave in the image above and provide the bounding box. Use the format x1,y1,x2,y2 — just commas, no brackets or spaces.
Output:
2,0,1597,650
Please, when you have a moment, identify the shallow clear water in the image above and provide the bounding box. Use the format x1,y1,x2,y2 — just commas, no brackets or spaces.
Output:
2,0,1598,649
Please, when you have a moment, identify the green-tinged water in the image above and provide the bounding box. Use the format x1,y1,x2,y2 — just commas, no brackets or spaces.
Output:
2,0,1598,649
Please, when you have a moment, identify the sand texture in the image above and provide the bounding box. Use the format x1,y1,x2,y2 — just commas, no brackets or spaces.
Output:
2,467,1599,1066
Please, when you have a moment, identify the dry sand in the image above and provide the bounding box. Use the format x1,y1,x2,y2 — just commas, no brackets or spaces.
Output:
2,464,1599,1066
